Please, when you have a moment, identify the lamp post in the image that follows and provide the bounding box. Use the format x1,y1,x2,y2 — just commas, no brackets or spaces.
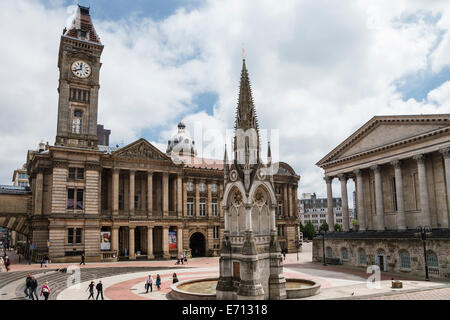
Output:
414,226,432,281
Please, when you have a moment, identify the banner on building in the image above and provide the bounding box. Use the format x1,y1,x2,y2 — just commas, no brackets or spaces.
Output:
169,230,177,250
100,231,111,251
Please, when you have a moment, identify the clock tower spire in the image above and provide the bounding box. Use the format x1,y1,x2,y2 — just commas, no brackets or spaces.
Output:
55,5,103,149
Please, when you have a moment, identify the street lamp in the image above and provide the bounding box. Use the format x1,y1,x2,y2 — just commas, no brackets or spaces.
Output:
414,226,432,281
319,229,327,266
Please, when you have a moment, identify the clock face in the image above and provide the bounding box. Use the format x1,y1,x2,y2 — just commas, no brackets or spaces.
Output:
71,60,91,78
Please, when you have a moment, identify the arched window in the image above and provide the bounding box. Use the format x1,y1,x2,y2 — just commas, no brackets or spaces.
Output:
72,110,83,134
427,251,439,275
358,248,367,265
341,247,349,261
399,250,411,269
326,247,332,258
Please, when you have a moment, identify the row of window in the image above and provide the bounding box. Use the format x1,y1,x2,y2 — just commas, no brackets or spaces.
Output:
70,88,90,103
186,198,219,216
186,182,218,193
68,167,84,180
18,173,28,179
327,247,440,274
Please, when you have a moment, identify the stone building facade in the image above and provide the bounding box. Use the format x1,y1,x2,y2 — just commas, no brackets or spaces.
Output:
314,114,450,278
13,6,300,262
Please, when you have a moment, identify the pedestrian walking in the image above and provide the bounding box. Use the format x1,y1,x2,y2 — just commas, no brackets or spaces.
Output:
96,280,104,300
44,255,49,268
172,273,179,284
86,281,95,300
156,274,161,290
4,256,10,272
24,273,32,298
180,254,184,265
145,275,153,293
40,281,50,300
29,276,39,300
80,253,86,266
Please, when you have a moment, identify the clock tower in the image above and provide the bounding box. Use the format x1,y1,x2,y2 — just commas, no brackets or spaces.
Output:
55,5,103,149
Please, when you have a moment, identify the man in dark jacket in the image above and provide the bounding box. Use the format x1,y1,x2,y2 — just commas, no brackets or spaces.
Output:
24,273,32,298
80,253,86,266
96,280,104,300
29,276,39,300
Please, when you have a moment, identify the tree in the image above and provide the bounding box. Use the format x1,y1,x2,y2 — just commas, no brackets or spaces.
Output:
303,221,316,239
334,223,343,232
319,222,329,232
299,222,304,233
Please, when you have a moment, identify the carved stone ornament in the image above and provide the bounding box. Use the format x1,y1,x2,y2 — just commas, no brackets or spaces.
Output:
232,191,243,206
253,190,266,206
120,142,166,160
230,169,238,182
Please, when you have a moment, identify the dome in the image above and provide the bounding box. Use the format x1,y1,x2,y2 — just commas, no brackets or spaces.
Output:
166,121,197,157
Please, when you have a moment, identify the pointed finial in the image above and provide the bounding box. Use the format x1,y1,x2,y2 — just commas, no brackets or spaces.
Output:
242,43,246,60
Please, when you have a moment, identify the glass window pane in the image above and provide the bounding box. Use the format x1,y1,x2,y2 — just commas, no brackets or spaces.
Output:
76,189,84,210
68,228,74,244
76,168,84,180
68,168,76,179
67,189,75,209
76,228,82,244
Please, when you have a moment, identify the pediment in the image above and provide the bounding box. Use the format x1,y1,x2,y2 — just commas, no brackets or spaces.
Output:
317,114,450,167
113,138,171,161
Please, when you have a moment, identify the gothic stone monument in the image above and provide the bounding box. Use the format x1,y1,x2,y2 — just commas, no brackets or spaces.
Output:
216,59,287,300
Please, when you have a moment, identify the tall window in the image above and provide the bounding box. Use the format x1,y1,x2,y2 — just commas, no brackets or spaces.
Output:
212,199,218,216
427,251,439,275
69,167,85,180
277,225,285,237
67,188,84,210
358,248,367,265
213,226,220,239
67,228,83,244
326,247,332,258
400,250,411,269
187,198,194,216
391,177,397,211
199,198,206,216
278,201,283,215
72,110,83,134
341,247,349,261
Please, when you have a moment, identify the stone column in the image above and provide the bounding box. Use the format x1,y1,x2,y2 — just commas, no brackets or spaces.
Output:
283,184,288,217
325,176,335,231
163,172,169,216
162,226,169,259
195,181,200,217
147,171,153,216
440,148,450,228
391,160,406,230
293,185,298,218
353,170,366,231
207,183,212,217
271,206,277,232
112,168,119,215
147,227,154,259
129,227,135,260
129,170,135,216
183,181,187,216
246,205,253,232
223,206,229,232
34,169,44,215
414,154,431,227
371,165,385,231
288,185,293,217
177,227,183,254
338,174,349,231
177,175,183,217
112,227,119,253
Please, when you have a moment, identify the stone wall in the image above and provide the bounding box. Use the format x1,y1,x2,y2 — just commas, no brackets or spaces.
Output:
313,236,450,279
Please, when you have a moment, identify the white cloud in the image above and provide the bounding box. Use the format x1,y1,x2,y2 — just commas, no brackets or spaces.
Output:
1,0,450,207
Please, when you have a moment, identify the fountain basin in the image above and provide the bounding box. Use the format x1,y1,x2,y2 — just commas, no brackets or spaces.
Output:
169,277,320,300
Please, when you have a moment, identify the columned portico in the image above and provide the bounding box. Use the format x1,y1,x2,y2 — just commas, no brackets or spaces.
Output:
391,160,406,230
353,170,366,231
129,170,135,216
112,168,119,215
162,226,169,259
440,148,450,228
414,154,431,227
371,165,385,231
324,176,335,231
338,174,349,231
163,172,169,216
147,171,153,216
147,226,154,259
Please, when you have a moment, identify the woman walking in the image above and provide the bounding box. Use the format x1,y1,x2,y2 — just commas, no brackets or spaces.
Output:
86,281,95,300
172,273,179,284
155,274,161,290
40,281,51,300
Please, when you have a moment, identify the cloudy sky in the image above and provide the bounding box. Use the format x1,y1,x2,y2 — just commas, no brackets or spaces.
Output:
1,0,450,205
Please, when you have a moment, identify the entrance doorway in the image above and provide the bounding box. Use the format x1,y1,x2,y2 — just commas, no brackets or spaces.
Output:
376,249,387,272
189,232,206,257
